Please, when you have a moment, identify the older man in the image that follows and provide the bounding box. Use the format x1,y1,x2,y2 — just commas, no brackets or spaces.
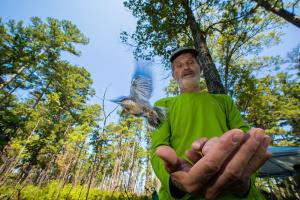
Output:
150,47,271,199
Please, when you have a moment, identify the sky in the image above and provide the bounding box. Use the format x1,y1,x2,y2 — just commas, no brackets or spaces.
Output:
1,0,300,119
0,0,170,114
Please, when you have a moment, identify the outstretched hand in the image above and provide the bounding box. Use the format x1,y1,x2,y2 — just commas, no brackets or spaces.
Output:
155,128,272,199
156,138,207,193
202,128,272,199
156,129,245,196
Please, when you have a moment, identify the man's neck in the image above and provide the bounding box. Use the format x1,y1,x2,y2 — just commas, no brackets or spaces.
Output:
180,85,201,93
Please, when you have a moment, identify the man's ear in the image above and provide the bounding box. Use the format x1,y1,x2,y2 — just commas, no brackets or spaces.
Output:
171,63,180,82
171,65,176,79
172,70,178,82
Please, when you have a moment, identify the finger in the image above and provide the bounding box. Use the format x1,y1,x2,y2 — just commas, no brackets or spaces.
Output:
242,135,272,178
169,171,191,193
186,150,203,164
187,129,245,188
156,145,180,173
192,137,208,151
171,130,245,195
205,134,271,199
204,128,265,199
171,170,206,195
202,137,219,155
185,138,208,164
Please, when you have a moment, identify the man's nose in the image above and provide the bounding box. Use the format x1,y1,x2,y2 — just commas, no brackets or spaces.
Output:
183,63,190,70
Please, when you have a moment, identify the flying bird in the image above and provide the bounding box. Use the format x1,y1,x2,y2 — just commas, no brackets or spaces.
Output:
111,60,165,128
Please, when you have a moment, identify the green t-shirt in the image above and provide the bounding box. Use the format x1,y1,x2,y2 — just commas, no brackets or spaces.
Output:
150,92,265,200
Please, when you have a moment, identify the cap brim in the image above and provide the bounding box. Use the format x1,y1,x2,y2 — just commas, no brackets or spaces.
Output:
170,48,198,62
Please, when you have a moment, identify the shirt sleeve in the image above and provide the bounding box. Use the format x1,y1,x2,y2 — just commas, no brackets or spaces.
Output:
247,174,266,200
224,95,250,133
150,99,173,197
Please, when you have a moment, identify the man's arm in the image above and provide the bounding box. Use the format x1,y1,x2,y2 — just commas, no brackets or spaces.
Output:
224,95,249,132
150,116,172,194
155,138,208,199
157,129,271,199
151,97,188,198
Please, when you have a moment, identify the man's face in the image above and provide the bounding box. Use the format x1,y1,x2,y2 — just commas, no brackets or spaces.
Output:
172,52,201,88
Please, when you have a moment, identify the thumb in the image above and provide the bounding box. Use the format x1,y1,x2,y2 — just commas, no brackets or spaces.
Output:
156,145,180,173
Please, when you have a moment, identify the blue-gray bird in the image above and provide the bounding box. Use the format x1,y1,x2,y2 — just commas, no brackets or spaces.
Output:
111,60,165,128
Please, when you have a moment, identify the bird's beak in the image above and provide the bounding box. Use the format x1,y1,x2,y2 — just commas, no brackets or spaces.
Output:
109,99,120,104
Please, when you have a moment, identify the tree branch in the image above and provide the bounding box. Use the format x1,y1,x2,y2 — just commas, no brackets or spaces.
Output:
253,0,300,28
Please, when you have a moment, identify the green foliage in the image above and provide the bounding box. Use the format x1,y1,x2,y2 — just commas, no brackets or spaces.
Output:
0,17,92,151
122,0,282,75
256,176,300,200
1,2,297,197
0,181,149,200
0,17,106,194
234,57,300,135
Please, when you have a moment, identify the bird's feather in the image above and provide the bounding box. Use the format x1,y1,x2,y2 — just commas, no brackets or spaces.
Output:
130,60,153,103
109,96,129,103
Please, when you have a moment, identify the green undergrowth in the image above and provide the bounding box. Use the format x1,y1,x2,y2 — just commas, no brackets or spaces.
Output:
0,180,149,200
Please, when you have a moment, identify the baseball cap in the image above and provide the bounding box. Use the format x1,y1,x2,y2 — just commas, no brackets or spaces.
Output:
170,47,199,62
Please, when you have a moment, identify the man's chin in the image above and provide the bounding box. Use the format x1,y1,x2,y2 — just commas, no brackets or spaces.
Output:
178,78,199,88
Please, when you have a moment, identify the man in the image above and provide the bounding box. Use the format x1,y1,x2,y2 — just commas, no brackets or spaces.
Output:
150,47,272,199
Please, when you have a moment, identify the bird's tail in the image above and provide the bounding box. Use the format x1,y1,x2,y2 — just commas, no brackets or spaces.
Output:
153,106,166,127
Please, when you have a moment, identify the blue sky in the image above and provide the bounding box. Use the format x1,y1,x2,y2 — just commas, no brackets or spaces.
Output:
1,0,169,114
1,0,300,117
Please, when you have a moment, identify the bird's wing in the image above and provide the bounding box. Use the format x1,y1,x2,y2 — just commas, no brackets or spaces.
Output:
109,96,127,103
130,60,153,103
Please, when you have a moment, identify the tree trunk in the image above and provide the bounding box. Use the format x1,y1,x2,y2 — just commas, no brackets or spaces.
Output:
85,140,104,199
1,66,39,101
74,157,84,186
224,59,230,94
55,154,74,200
0,66,27,90
99,164,107,190
32,80,52,109
144,152,152,191
182,0,225,94
0,120,40,185
36,155,57,186
65,144,84,199
85,154,96,200
17,163,33,184
127,141,136,192
71,142,84,185
133,160,142,193
109,143,125,191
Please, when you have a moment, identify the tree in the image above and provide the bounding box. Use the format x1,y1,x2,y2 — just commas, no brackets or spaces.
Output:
233,54,300,135
0,16,155,199
0,17,101,190
252,0,300,28
0,17,89,150
122,0,281,94
0,17,88,90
